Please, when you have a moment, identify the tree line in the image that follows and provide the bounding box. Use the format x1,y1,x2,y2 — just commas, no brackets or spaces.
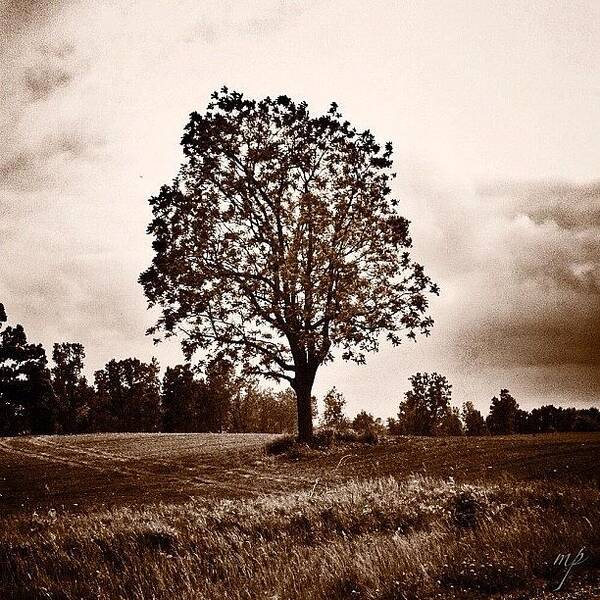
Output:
320,373,600,436
0,304,300,436
2,305,598,437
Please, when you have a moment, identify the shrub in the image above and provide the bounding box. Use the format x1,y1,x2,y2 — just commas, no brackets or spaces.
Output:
310,428,335,449
266,434,296,455
357,427,379,445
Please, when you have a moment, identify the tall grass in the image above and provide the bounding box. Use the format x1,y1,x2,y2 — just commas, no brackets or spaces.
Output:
2,475,598,599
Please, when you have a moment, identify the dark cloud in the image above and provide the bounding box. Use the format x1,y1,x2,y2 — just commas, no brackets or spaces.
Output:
451,181,600,370
0,131,104,192
480,180,600,230
398,173,600,407
459,306,600,368
23,61,74,101
0,0,70,37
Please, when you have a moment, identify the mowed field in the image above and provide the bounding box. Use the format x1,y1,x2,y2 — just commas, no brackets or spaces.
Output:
1,432,599,514
2,433,600,599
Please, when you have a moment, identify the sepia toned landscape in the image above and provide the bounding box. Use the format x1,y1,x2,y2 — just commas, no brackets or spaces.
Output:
1,432,600,598
2,1,600,598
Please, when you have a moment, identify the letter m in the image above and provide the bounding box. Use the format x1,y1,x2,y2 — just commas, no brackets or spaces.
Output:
554,553,570,567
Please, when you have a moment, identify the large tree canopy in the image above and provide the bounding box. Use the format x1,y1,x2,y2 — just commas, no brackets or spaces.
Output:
140,88,438,440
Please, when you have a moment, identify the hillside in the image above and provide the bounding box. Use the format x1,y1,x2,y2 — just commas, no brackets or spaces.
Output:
1,432,599,515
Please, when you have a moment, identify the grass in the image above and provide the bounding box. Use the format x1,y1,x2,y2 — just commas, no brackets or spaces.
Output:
1,475,598,599
1,432,600,598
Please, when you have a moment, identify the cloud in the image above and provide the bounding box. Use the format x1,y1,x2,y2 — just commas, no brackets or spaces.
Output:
0,130,105,193
397,171,600,406
0,30,102,198
0,0,70,37
21,43,78,101
1,0,598,411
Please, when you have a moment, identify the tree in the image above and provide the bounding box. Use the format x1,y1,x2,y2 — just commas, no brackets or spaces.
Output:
140,88,438,441
0,303,57,435
573,408,600,432
321,386,348,428
93,358,161,432
397,372,452,436
51,342,94,433
439,406,464,436
227,381,298,433
162,364,204,432
527,405,577,433
386,416,402,435
204,357,239,432
352,409,376,431
486,389,519,435
461,401,487,436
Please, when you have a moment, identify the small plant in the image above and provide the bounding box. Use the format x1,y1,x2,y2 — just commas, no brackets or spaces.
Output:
357,428,379,445
310,428,335,449
266,434,296,455
451,491,480,528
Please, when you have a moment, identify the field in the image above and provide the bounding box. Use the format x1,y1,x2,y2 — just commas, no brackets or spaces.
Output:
1,432,600,598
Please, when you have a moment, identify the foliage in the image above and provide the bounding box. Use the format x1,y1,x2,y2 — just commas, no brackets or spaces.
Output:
486,389,520,435
51,342,95,433
0,303,57,435
140,88,438,440
92,358,162,432
161,364,205,432
265,433,297,455
321,386,348,428
461,401,487,436
439,406,464,436
397,372,453,436
351,409,379,432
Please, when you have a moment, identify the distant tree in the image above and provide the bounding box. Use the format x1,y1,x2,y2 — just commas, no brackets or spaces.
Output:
0,303,57,435
527,405,577,433
270,388,299,433
486,389,519,435
51,342,95,433
386,416,402,435
162,364,204,432
352,409,376,431
140,88,438,441
573,408,600,432
397,372,452,436
321,387,348,428
439,406,464,436
461,401,487,436
204,358,239,432
227,382,298,433
93,358,161,432
514,408,530,434
227,379,261,433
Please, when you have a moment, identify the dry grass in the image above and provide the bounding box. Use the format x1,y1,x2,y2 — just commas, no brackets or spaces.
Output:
2,474,599,599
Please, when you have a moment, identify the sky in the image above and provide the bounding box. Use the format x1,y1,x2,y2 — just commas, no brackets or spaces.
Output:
1,0,599,417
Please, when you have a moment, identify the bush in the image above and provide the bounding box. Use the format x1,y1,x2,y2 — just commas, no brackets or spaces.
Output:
357,428,379,445
334,428,360,443
266,427,378,457
266,434,296,455
310,428,335,449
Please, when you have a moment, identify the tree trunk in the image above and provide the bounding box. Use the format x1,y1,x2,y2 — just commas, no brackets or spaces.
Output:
293,370,315,442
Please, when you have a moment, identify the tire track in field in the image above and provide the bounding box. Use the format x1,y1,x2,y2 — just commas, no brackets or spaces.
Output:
23,437,262,496
36,437,315,491
0,438,132,476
